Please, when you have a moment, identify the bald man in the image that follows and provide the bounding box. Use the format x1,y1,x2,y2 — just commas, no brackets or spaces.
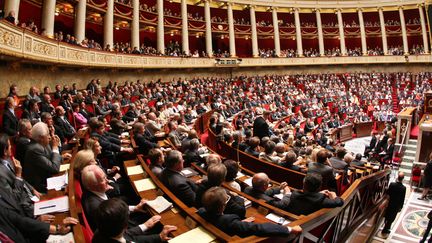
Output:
382,172,406,235
244,173,291,210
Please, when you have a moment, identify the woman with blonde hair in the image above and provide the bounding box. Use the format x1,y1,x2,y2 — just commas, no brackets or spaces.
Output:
73,149,96,180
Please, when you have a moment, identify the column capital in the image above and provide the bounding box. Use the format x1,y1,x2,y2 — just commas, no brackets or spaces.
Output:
313,8,321,13
377,7,384,11
293,7,300,12
335,8,342,14
398,6,404,10
271,6,279,11
417,3,424,8
248,4,256,10
226,2,233,7
356,7,363,12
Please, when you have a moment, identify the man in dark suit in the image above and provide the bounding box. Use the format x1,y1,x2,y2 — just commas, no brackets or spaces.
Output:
22,122,63,193
15,119,32,163
53,106,76,140
329,148,348,171
183,138,205,167
40,94,55,114
2,97,19,136
244,173,291,210
382,172,406,235
253,108,272,139
198,187,302,237
245,137,260,158
351,153,366,167
92,198,177,243
158,150,198,207
380,138,395,165
287,173,344,215
133,122,159,155
308,149,337,192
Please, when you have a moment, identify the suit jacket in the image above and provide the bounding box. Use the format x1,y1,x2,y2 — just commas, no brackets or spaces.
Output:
53,116,75,139
307,162,336,191
134,133,158,155
92,230,161,243
168,131,182,148
287,191,344,215
329,157,348,171
15,136,31,163
385,181,406,216
23,142,62,193
2,109,18,136
0,186,49,242
21,110,40,125
183,149,204,167
91,132,122,155
198,209,290,237
158,168,197,207
40,102,54,114
253,116,271,139
243,186,290,210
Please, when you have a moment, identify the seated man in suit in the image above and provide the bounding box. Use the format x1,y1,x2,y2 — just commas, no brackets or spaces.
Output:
244,173,291,210
329,148,348,171
81,164,163,239
167,121,182,149
308,149,337,192
198,187,302,237
158,150,198,207
92,198,177,243
22,122,68,193
195,163,246,218
287,173,344,215
2,97,19,136
183,138,205,167
53,106,76,140
245,137,260,158
149,148,165,177
15,119,32,163
351,153,366,167
133,122,159,156
380,138,395,165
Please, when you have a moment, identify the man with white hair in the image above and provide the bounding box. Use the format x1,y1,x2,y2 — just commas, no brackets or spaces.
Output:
22,122,64,193
253,108,272,139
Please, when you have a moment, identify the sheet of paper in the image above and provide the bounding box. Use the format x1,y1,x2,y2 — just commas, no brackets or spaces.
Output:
168,227,216,243
181,169,193,176
236,171,245,179
59,164,70,172
46,232,75,243
199,153,211,158
126,165,144,175
243,177,253,187
146,196,173,214
34,196,69,216
47,173,68,190
134,178,156,192
265,213,290,226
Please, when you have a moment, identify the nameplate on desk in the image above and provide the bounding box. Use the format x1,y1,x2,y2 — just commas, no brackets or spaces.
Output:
134,178,156,192
34,196,69,216
127,165,144,175
168,226,216,243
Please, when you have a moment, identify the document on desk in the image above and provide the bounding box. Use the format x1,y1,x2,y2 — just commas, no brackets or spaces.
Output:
134,178,156,192
47,173,68,190
126,165,144,175
266,213,290,226
46,232,75,243
34,195,69,216
59,164,70,172
146,196,173,213
168,226,216,243
243,177,253,187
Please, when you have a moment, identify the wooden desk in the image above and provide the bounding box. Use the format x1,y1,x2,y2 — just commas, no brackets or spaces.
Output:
354,122,373,137
339,124,353,142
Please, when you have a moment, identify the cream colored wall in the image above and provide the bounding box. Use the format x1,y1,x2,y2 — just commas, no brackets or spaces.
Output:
1,62,431,97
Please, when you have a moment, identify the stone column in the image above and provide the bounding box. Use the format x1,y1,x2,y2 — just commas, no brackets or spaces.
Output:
358,8,367,55
74,0,86,43
131,0,140,49
41,0,56,38
337,9,347,55
227,3,236,57
103,0,114,49
316,9,325,56
250,5,259,57
272,8,281,57
157,0,165,54
399,7,409,55
418,4,429,54
181,0,189,55
4,0,21,22
204,0,213,57
379,7,388,55
294,8,303,57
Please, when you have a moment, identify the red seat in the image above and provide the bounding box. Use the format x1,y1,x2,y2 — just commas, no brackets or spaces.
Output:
411,166,422,188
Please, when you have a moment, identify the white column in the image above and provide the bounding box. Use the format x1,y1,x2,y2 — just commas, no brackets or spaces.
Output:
4,0,20,21
250,6,259,57
358,8,367,55
41,0,56,38
131,0,140,49
103,0,114,49
399,7,409,55
294,8,303,57
181,0,189,55
272,8,281,57
74,0,86,43
316,9,324,56
336,9,346,55
419,4,429,54
379,7,388,55
204,0,213,57
157,0,165,54
227,3,236,57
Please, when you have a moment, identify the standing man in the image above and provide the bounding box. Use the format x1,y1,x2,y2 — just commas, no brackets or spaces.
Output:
382,172,406,235
253,108,272,139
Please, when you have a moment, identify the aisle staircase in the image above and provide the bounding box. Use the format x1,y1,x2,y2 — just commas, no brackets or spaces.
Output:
397,139,418,183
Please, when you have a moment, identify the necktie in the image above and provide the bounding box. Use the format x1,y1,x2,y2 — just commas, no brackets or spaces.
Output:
64,117,76,133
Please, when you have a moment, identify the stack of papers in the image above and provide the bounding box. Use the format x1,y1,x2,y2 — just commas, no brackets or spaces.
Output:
168,227,216,243
47,232,75,243
181,168,198,178
127,165,144,175
266,213,290,226
34,196,69,216
134,178,156,192
47,173,68,190
146,196,173,213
